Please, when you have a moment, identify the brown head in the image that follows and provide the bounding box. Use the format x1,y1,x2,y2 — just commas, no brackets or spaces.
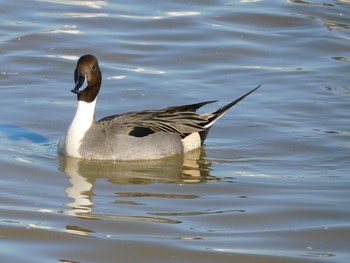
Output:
71,54,102,103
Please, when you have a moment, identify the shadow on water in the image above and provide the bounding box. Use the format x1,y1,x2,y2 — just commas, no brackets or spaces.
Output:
58,148,219,222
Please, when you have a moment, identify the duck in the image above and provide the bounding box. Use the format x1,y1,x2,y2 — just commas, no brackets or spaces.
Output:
58,54,260,160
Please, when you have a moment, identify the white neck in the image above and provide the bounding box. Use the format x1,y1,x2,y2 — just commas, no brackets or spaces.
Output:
59,99,97,158
71,99,97,132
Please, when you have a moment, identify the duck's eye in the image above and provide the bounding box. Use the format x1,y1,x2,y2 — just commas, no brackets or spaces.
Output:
92,65,96,70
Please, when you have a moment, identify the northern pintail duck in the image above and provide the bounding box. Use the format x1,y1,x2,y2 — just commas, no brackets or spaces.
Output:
58,54,260,160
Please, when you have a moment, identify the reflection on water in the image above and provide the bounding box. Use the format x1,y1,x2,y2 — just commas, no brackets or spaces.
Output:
59,148,218,220
288,0,335,6
37,0,107,9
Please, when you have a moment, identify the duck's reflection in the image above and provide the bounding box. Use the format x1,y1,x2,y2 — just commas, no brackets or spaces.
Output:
59,148,217,218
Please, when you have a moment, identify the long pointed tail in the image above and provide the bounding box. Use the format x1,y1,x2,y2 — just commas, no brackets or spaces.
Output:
199,85,260,143
204,85,260,129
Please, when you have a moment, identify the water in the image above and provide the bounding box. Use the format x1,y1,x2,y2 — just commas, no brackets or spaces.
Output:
1,0,350,262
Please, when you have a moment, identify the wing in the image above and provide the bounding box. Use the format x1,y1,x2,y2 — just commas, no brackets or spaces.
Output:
96,85,260,142
97,107,210,138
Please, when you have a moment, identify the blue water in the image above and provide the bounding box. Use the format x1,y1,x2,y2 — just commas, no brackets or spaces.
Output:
1,0,349,262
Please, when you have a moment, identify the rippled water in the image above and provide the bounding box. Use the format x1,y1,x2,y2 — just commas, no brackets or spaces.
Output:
1,0,350,262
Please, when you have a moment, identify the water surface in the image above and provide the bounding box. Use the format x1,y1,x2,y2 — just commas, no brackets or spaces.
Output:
1,0,350,262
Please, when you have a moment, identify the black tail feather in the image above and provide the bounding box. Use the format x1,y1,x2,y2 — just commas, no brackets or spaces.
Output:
207,85,261,125
213,85,260,117
200,85,260,144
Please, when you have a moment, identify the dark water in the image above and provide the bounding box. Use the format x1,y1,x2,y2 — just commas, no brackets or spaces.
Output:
1,0,350,262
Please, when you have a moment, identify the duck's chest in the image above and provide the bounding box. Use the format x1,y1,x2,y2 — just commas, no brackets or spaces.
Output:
58,100,97,158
